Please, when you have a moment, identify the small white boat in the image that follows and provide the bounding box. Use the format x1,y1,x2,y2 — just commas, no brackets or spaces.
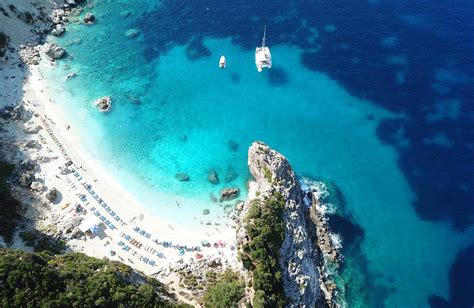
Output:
255,25,272,72
219,55,226,68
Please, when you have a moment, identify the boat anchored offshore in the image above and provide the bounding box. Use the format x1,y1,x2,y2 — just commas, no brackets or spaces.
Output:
219,55,226,68
255,25,272,72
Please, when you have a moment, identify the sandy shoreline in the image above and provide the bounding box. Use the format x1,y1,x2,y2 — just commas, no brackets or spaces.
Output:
0,1,238,304
25,65,238,263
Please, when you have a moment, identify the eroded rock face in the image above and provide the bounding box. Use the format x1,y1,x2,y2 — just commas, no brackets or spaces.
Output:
238,141,334,307
44,43,66,59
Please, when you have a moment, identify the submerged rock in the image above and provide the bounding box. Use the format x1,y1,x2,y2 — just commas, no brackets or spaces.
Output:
120,10,131,19
175,173,190,182
65,72,77,80
207,169,219,185
202,209,210,215
219,187,239,201
126,93,141,105
83,12,95,24
44,43,66,59
125,28,140,39
228,139,239,152
94,96,112,112
224,166,238,182
210,193,218,203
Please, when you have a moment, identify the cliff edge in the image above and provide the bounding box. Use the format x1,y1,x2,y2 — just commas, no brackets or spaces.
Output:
236,141,338,307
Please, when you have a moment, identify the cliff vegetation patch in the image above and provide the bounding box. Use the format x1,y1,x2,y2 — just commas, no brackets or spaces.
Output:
241,192,286,307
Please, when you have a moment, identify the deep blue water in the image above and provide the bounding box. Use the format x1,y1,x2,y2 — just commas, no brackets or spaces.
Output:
41,0,474,306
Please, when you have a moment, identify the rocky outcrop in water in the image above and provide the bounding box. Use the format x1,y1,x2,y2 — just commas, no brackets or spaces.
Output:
94,96,111,112
236,141,338,307
220,187,239,201
83,12,95,24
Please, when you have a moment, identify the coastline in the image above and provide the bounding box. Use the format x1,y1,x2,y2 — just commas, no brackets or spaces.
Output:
1,1,342,306
0,1,237,304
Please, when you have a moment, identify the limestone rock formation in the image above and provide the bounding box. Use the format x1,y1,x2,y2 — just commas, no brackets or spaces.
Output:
44,43,66,59
94,96,112,112
220,187,239,201
236,141,338,307
83,12,95,24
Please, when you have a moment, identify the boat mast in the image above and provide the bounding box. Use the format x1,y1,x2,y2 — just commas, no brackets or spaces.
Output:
262,25,266,48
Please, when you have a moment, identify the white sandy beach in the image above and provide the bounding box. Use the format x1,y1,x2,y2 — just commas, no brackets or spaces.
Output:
25,65,238,266
0,1,238,304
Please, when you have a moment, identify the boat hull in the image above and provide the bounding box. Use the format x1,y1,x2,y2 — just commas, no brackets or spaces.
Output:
219,56,226,68
255,47,272,72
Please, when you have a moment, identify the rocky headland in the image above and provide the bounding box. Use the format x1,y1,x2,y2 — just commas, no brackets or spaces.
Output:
235,141,339,307
0,0,341,305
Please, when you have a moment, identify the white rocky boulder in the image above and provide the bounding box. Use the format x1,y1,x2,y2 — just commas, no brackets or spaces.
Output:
30,181,44,192
44,44,66,59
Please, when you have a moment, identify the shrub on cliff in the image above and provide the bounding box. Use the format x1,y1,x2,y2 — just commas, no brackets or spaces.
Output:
203,270,244,307
0,162,21,243
241,192,286,307
0,249,177,307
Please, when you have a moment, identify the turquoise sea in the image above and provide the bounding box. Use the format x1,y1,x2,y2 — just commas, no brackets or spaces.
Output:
41,1,474,307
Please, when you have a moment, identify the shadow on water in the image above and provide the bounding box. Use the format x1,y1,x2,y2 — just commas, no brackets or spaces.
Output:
136,0,474,232
267,66,288,87
428,243,474,308
309,178,394,307
185,37,211,61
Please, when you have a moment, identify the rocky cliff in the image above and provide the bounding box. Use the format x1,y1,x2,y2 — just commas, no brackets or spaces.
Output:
236,141,337,307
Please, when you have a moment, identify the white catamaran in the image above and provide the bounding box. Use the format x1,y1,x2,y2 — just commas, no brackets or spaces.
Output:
255,25,272,72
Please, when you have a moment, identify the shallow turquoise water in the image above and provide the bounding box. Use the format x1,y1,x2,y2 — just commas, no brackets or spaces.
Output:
40,1,474,306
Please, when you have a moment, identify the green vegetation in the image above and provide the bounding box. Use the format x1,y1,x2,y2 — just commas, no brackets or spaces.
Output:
241,193,286,307
203,270,245,308
0,162,21,243
0,249,178,307
19,230,66,254
262,165,272,182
